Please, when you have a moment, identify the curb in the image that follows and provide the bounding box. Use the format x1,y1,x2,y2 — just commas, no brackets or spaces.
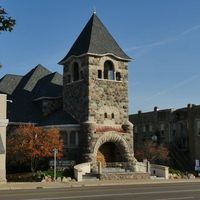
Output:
0,179,200,191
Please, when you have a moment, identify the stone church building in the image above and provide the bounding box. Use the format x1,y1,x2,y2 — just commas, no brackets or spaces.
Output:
0,13,135,171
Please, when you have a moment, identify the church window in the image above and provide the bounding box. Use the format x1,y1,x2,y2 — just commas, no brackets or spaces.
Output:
73,62,79,81
111,113,114,119
69,131,79,147
104,60,114,80
104,113,107,118
98,70,102,79
116,72,121,81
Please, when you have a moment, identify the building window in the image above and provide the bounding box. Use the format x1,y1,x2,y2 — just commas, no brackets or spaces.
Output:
98,70,102,79
69,131,79,147
134,126,137,133
73,62,79,81
104,60,114,80
116,72,121,81
143,125,146,132
111,113,114,119
67,75,71,83
149,125,153,132
160,123,165,131
145,124,149,132
104,113,107,118
173,130,176,137
196,120,200,136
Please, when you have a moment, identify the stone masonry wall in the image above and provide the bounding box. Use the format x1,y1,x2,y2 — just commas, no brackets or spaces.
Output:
88,56,129,125
63,57,89,123
63,55,135,167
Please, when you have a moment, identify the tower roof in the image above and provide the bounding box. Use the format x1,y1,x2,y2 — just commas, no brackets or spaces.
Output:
59,13,131,64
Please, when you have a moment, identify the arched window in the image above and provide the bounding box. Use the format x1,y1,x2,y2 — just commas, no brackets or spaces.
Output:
73,62,79,81
104,113,107,118
98,70,102,79
104,60,114,80
111,113,114,119
116,72,121,81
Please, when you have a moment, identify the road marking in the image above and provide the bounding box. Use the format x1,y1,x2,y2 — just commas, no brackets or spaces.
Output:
155,197,194,200
25,189,200,200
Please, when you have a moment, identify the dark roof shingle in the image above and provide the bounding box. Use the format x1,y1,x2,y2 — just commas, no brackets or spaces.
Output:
59,13,131,64
0,74,23,95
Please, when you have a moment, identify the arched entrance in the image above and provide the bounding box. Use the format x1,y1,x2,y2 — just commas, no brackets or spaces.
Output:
96,142,124,167
94,132,132,169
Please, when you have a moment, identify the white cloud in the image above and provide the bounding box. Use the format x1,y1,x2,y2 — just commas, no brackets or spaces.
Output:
145,74,200,101
126,24,200,52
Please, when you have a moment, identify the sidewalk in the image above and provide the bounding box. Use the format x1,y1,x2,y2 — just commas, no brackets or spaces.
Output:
0,178,200,191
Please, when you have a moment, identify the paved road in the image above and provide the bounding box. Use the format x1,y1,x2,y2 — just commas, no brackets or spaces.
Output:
0,182,200,200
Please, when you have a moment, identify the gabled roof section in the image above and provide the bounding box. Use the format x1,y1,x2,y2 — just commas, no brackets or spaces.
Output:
33,72,63,100
1,64,62,123
0,74,23,95
39,109,79,126
23,64,51,92
59,13,131,64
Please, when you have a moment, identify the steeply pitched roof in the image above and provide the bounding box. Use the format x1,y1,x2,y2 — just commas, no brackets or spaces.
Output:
59,13,131,64
23,64,51,92
0,64,62,123
33,72,63,100
39,109,78,126
0,74,23,95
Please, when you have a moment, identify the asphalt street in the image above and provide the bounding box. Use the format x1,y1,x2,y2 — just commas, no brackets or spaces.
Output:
0,182,200,200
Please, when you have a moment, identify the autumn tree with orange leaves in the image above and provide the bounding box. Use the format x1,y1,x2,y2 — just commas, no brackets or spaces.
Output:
135,141,169,164
7,125,63,172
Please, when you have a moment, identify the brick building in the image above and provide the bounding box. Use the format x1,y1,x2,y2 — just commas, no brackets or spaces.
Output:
129,104,200,172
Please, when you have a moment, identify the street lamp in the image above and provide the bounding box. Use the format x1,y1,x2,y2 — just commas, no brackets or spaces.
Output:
53,148,58,181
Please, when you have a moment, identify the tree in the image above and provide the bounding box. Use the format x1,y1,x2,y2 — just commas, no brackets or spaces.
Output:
0,6,15,32
0,6,16,68
7,125,63,172
135,141,169,164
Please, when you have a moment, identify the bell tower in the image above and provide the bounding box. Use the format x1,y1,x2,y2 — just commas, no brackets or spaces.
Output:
59,13,135,169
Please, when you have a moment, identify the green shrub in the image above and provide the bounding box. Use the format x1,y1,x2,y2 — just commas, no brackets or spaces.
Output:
169,168,183,176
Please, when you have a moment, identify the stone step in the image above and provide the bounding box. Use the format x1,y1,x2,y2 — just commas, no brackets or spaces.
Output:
102,168,128,173
82,173,99,181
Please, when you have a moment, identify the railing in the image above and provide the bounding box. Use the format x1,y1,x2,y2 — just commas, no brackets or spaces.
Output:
102,162,130,172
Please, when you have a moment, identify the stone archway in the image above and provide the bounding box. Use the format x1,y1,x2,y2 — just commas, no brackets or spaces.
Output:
93,132,132,166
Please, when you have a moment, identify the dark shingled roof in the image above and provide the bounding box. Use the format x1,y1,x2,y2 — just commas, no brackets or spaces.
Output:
0,74,23,95
0,64,64,123
23,64,51,92
59,13,131,64
7,64,52,123
39,109,78,126
0,64,79,126
33,72,63,100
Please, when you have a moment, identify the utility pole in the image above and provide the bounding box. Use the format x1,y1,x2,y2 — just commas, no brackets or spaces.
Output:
53,148,58,181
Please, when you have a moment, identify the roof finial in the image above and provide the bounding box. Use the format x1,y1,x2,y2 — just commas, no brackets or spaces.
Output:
93,6,96,14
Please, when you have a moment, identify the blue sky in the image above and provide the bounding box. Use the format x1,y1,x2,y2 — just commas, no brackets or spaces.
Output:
1,0,200,114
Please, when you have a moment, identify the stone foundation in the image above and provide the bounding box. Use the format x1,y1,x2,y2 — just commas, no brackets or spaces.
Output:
0,169,6,182
99,172,150,180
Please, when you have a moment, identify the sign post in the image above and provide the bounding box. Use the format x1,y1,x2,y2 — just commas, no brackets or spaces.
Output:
53,148,58,181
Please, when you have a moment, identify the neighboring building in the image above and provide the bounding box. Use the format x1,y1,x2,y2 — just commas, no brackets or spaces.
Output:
129,105,200,172
0,94,9,181
1,13,135,170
